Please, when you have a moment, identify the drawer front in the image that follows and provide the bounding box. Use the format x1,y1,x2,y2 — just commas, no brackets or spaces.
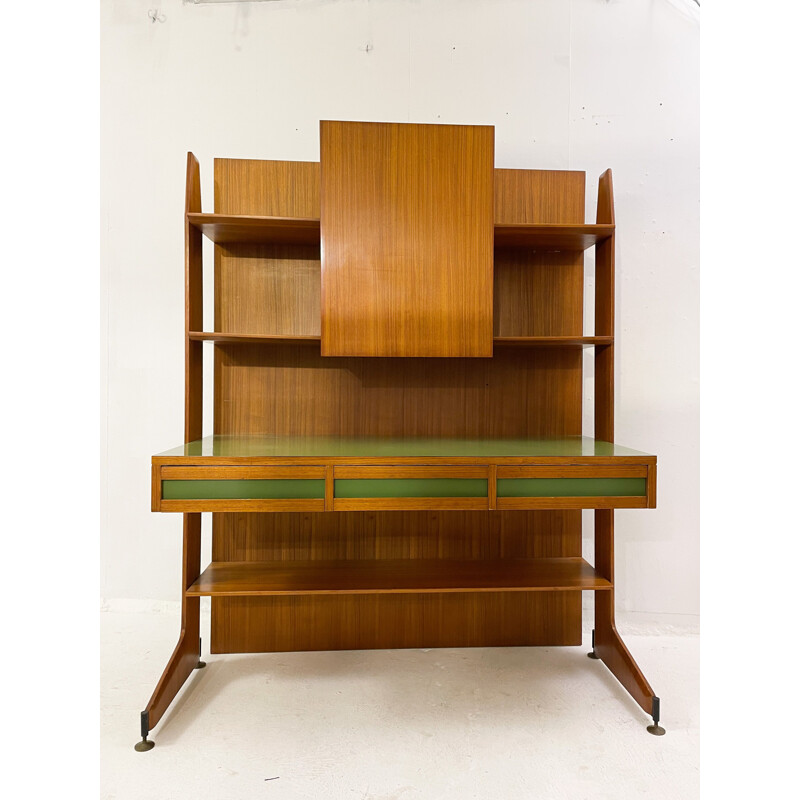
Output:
154,466,327,512
333,466,490,511
495,465,654,510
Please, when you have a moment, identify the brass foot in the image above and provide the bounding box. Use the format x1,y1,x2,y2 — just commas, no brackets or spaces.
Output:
647,724,666,736
134,737,155,752
196,660,206,669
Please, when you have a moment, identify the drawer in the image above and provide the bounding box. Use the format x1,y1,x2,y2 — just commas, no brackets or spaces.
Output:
153,466,327,512
333,466,490,511
495,465,655,510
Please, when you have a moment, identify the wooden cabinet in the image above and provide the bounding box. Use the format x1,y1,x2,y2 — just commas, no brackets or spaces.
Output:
320,120,494,357
135,122,665,752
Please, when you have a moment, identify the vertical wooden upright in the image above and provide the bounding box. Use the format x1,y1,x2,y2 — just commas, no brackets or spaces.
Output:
592,170,660,728
138,154,205,748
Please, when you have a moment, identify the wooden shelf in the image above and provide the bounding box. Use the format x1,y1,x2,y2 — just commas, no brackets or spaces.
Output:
186,558,612,597
188,213,611,251
187,213,320,245
494,223,614,250
190,332,612,348
188,331,321,346
494,336,613,348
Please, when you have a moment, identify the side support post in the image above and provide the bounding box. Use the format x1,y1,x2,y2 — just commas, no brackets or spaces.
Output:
591,170,664,734
136,152,205,750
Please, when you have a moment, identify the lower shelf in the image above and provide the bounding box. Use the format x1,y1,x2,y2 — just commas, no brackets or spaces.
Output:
186,558,611,597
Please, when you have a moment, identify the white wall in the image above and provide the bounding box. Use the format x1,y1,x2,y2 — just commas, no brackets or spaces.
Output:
101,0,699,623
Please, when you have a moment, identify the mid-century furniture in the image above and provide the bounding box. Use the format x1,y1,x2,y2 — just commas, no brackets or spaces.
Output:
136,120,663,751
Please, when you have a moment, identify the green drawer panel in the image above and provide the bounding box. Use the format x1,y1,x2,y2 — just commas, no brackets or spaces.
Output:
162,479,326,501
497,477,646,498
335,478,488,499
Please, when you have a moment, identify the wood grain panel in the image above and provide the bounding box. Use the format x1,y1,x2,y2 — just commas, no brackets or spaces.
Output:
212,510,582,563
214,159,320,217
494,169,585,224
212,591,582,652
215,243,320,336
494,250,583,337
320,120,494,357
213,345,582,439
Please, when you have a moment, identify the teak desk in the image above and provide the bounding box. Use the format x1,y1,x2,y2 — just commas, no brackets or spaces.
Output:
136,121,664,751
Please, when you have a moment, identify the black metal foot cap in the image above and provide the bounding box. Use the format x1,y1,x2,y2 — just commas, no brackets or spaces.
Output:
647,724,666,736
587,651,599,659
196,660,207,669
134,738,155,752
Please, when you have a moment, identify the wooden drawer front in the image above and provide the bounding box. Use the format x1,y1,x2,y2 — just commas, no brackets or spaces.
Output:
333,466,490,511
156,466,326,512
496,465,653,510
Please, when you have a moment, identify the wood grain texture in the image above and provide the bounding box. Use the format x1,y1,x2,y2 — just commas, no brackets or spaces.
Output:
215,243,321,337
494,169,585,224
188,213,319,245
211,507,583,650
212,591,582,653
214,159,320,217
594,509,657,716
185,153,203,443
189,558,610,596
190,332,321,345
143,513,202,731
213,345,582,439
192,333,611,348
494,250,583,337
494,224,612,250
320,120,494,357
595,170,615,442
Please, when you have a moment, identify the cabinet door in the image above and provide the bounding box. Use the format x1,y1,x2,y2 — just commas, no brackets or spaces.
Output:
320,120,494,357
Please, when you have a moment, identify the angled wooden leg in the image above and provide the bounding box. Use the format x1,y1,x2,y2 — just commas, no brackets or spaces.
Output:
592,509,664,735
136,513,203,751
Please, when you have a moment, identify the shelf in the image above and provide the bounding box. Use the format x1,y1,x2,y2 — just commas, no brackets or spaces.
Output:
188,214,611,251
187,213,320,245
494,336,612,348
188,331,321,346
186,558,612,597
189,332,612,348
494,223,614,250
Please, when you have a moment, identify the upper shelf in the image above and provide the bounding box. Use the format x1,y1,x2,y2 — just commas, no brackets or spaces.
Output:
493,223,614,250
189,332,612,348
188,213,613,251
187,213,321,245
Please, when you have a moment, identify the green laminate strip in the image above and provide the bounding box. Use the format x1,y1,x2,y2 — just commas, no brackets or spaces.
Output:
162,479,325,501
156,436,653,459
497,477,647,498
335,478,488,499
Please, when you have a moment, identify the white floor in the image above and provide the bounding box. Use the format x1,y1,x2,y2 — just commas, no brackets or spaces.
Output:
101,609,699,800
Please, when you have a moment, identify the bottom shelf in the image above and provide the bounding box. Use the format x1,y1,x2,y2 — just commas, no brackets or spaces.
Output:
186,558,611,597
